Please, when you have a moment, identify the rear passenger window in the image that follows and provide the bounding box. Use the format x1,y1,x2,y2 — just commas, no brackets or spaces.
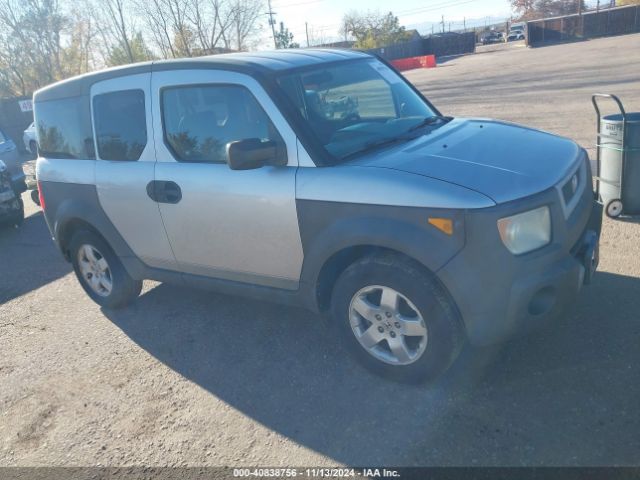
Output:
36,96,95,159
93,89,147,161
161,85,284,163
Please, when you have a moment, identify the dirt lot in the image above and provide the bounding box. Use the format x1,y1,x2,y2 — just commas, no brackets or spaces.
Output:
1,34,640,467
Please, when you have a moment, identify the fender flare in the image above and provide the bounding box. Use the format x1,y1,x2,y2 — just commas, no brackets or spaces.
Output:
299,214,465,309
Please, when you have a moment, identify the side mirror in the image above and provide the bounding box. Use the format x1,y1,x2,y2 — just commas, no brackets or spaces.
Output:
226,138,286,171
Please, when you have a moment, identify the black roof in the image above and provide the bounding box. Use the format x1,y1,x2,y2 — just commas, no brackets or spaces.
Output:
34,48,370,102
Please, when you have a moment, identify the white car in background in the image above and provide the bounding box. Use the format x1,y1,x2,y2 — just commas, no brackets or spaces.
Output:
507,24,526,42
23,121,37,156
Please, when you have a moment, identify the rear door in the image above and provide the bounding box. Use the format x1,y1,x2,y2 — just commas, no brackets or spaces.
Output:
90,74,177,271
151,69,303,289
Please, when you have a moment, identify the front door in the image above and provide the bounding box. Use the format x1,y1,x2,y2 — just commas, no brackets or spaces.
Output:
150,69,303,290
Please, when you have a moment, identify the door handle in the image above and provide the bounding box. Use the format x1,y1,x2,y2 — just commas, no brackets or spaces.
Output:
146,180,182,204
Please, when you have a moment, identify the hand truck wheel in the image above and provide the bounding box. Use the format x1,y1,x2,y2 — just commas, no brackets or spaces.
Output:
605,199,623,218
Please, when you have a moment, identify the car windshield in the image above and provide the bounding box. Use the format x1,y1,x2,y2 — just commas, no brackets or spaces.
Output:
277,59,443,162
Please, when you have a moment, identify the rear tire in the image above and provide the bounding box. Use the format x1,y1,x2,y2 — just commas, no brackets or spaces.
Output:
330,254,465,383
69,229,142,309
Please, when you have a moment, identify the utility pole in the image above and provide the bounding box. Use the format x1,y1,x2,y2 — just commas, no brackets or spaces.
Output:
441,15,445,33
305,22,310,47
266,0,277,49
577,0,582,15
463,17,466,31
597,0,600,12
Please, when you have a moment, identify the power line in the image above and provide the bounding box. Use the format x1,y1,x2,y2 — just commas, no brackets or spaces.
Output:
288,0,486,42
297,0,482,34
395,0,480,17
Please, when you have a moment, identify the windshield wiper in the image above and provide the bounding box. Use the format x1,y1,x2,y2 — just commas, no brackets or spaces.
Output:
407,115,453,132
363,136,412,150
337,115,453,161
340,133,421,161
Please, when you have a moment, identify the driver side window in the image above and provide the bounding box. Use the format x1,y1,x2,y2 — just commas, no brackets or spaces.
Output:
161,84,284,163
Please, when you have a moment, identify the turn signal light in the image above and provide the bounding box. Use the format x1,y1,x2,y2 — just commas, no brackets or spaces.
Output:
428,217,453,235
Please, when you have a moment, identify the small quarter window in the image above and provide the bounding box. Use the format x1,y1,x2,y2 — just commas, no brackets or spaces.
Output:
93,89,147,161
35,96,95,159
161,84,284,164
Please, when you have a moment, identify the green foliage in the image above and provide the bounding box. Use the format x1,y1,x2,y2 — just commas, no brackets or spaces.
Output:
274,21,300,49
107,32,154,66
341,11,411,49
0,0,69,96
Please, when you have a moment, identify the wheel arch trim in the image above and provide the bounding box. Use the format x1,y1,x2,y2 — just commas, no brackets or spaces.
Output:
298,213,466,312
40,181,147,279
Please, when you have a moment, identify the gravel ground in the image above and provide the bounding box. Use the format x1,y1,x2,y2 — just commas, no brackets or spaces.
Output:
1,34,639,468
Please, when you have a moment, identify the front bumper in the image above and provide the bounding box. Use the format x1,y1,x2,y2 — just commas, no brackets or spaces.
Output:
438,182,602,346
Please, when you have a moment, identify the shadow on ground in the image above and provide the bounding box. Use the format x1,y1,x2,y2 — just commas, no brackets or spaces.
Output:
103,270,640,466
0,211,71,303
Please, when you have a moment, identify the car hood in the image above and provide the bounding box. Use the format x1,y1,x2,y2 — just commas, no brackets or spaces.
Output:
349,118,583,204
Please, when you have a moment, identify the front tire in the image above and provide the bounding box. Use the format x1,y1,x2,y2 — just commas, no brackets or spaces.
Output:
69,229,142,309
330,255,465,383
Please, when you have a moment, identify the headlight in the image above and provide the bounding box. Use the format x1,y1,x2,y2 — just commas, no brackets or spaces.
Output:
497,206,551,255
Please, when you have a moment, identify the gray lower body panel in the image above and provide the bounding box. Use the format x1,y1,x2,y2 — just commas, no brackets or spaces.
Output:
438,185,602,346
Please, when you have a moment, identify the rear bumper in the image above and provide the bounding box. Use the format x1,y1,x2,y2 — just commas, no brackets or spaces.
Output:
438,183,602,346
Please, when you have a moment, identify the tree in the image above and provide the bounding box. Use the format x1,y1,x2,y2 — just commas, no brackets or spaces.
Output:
61,16,97,76
274,21,299,49
107,31,154,66
510,0,587,20
340,10,410,49
227,0,263,51
0,0,267,98
139,0,194,58
184,0,236,54
0,0,69,96
90,0,149,65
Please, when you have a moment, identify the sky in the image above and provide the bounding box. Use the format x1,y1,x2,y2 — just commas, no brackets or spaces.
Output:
262,0,514,48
